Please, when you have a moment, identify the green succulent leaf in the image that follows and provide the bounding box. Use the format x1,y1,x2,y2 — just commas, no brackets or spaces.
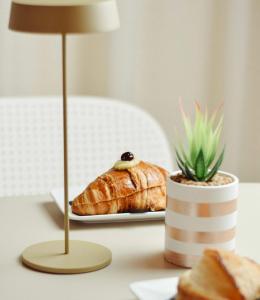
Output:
205,147,225,181
176,158,188,177
190,139,198,167
179,143,192,168
184,164,198,181
205,131,216,167
195,150,206,180
175,149,185,166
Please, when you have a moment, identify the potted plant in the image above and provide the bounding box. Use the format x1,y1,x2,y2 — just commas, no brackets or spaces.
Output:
165,102,239,268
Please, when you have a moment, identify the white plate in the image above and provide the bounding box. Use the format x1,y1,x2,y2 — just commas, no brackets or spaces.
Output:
51,185,165,223
130,277,178,300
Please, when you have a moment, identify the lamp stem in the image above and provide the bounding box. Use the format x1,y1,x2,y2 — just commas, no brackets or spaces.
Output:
62,33,69,254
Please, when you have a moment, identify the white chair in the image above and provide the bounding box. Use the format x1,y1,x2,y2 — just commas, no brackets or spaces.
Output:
0,96,173,196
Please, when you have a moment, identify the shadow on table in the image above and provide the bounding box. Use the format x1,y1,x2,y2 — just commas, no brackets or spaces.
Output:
122,251,181,271
41,201,165,230
41,201,64,229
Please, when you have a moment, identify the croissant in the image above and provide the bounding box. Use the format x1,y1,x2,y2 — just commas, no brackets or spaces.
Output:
177,248,260,300
72,161,168,215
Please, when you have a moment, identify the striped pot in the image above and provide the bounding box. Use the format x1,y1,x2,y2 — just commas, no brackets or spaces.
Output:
164,171,239,268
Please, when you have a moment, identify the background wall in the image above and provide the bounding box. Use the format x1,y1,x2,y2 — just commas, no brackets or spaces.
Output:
1,0,260,182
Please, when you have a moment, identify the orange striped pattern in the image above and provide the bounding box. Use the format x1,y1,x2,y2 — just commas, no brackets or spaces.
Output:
165,225,236,244
167,197,237,217
164,250,200,268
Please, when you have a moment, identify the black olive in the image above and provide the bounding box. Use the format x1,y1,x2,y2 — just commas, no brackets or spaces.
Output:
121,152,134,161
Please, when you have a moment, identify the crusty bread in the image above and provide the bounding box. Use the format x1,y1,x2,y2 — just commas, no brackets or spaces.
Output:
177,249,260,300
72,161,168,215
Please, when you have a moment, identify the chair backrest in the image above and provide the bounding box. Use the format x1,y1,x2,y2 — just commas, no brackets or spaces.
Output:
0,96,173,196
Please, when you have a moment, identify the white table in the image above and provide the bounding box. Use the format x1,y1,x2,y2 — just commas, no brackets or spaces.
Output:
0,183,259,300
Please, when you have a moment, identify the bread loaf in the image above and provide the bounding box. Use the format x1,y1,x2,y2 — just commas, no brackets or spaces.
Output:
72,161,168,215
177,249,260,300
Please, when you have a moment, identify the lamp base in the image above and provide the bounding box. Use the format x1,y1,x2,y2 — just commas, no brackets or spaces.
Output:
22,240,112,274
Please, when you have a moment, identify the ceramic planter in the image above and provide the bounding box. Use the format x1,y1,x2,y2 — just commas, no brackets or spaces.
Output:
164,171,239,268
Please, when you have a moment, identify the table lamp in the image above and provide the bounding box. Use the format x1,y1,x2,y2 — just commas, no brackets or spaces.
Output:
9,0,120,274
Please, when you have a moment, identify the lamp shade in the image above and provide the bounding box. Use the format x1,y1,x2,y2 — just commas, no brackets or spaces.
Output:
9,0,120,34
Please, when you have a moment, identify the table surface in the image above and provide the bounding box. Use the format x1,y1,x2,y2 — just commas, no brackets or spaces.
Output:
0,183,259,300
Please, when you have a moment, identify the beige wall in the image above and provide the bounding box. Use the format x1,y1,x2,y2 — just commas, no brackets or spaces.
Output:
1,0,260,182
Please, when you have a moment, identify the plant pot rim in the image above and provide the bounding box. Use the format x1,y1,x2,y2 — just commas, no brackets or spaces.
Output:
168,170,239,190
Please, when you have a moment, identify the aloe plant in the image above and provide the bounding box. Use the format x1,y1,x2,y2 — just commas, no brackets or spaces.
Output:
176,101,224,182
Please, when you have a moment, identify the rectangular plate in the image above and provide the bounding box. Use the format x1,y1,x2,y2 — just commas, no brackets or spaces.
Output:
130,277,178,300
51,185,165,223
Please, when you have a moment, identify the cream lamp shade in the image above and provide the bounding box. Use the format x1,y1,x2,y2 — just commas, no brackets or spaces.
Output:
9,0,119,274
9,0,120,33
